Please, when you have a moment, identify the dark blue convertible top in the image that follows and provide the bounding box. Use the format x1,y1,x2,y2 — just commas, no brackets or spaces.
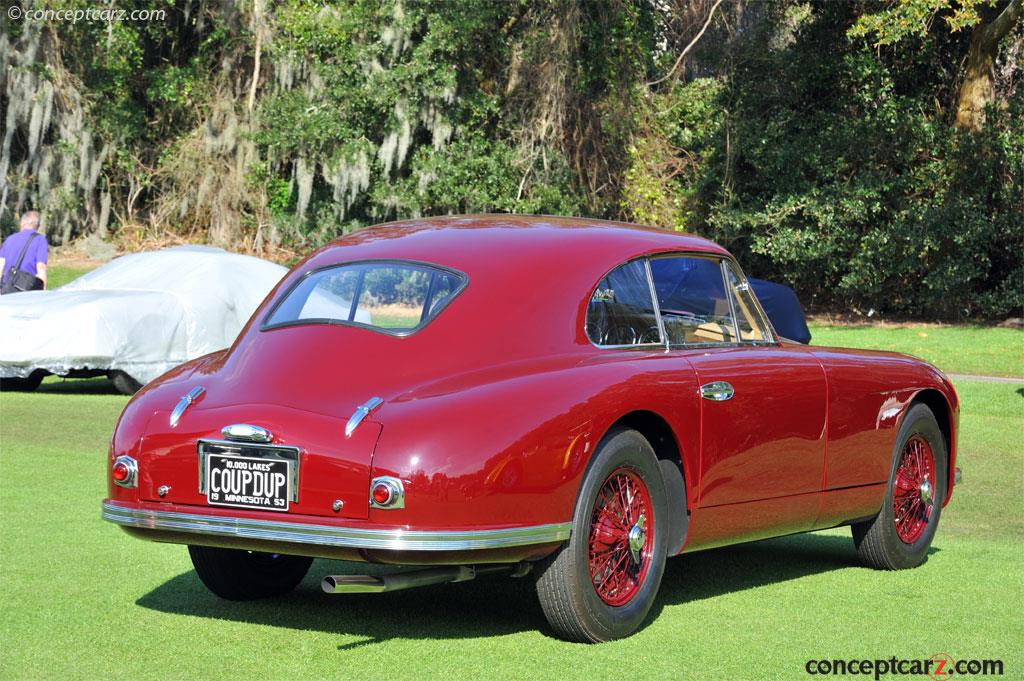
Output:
749,278,812,344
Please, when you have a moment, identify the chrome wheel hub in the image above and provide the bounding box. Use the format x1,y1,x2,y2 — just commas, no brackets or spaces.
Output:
919,477,933,506
627,515,646,563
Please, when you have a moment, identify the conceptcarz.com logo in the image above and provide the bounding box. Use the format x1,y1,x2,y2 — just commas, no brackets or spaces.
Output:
804,654,1004,680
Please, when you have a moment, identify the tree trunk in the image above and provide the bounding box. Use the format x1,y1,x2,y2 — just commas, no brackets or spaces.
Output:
955,27,996,130
955,0,1022,131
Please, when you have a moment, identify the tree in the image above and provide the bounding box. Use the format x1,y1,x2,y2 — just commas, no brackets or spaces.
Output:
956,0,1022,129
851,0,1022,130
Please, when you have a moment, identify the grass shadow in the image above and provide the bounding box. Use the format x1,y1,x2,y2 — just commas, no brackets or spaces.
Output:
137,560,543,646
136,531,936,646
36,377,122,395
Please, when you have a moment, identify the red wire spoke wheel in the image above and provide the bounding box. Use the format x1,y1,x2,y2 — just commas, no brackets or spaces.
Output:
535,428,668,642
587,467,654,606
851,403,947,570
892,434,937,544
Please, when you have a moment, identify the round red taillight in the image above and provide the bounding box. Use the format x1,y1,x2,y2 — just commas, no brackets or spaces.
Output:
371,482,393,506
112,462,130,482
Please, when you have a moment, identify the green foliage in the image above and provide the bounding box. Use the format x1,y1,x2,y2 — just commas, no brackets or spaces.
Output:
635,3,1022,318
621,78,724,228
381,135,583,217
251,0,586,228
850,0,995,44
7,0,1020,319
247,162,293,215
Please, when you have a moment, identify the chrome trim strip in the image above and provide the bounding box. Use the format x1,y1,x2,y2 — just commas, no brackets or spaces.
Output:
345,396,384,437
644,257,669,352
723,258,777,344
169,386,205,428
720,259,742,342
101,502,572,551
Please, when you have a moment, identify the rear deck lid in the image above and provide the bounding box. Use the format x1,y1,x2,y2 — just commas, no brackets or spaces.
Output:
137,403,381,520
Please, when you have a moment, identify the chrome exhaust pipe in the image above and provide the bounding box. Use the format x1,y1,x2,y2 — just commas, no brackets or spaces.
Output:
322,566,476,594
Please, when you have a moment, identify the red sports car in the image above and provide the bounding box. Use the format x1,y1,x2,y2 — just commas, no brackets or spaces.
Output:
103,215,960,642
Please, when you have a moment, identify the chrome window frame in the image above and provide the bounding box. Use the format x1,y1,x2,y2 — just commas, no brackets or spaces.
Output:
721,258,776,346
260,258,469,337
584,251,776,352
720,259,743,342
584,256,667,350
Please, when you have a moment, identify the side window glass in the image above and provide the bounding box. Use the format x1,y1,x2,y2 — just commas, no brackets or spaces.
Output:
725,263,770,342
586,260,662,347
649,256,737,345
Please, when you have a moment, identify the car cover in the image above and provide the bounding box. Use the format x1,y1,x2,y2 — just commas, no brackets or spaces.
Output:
748,278,812,344
0,246,286,384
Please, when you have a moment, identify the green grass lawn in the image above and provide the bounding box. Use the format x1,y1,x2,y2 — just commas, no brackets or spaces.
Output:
810,324,1024,377
47,264,95,289
1,377,1020,679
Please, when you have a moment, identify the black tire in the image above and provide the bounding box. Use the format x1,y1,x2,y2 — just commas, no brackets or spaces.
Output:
535,428,669,643
109,370,143,395
1,371,44,392
851,403,948,570
188,546,313,600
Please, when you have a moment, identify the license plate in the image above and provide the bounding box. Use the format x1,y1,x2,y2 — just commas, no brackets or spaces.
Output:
205,453,291,512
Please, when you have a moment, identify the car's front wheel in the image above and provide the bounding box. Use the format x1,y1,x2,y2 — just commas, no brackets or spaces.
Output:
109,370,143,395
534,428,668,642
851,403,948,569
188,545,313,600
0,370,44,392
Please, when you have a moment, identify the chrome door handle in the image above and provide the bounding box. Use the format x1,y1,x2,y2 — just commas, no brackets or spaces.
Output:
700,381,734,401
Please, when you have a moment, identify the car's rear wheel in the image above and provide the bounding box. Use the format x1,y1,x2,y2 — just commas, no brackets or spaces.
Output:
188,545,313,600
534,428,668,642
0,370,44,392
109,370,143,395
851,403,947,569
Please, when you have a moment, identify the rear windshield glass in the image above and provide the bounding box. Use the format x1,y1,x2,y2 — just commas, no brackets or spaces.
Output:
263,261,466,334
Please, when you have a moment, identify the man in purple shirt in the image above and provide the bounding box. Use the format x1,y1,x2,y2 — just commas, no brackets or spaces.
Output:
0,211,49,292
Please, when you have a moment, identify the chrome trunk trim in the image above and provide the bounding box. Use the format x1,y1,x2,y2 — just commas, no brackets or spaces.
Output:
345,396,384,437
101,501,572,551
169,386,205,428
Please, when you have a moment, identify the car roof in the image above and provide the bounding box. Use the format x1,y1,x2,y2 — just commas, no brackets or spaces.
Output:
308,214,729,273
250,215,735,361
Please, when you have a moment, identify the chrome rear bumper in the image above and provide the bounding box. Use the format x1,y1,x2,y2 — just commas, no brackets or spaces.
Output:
101,501,571,552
